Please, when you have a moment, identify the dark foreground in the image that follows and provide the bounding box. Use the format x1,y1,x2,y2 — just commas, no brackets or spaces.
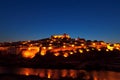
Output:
0,74,93,80
0,50,120,80
0,74,40,80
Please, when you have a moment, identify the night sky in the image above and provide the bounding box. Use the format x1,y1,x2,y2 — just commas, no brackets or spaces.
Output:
0,0,120,43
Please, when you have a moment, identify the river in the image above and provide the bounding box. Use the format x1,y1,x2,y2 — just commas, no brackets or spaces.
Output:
0,67,120,80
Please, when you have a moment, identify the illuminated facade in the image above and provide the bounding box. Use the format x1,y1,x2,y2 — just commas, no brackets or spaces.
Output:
0,34,120,59
51,33,70,39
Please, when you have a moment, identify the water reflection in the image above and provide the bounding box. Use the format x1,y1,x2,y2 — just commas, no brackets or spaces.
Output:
39,69,45,78
69,69,77,78
0,67,120,80
91,71,120,80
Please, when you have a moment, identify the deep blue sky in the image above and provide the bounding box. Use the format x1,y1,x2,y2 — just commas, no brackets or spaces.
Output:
0,0,120,43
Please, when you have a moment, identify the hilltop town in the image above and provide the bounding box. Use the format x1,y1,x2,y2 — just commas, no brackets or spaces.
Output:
0,34,120,70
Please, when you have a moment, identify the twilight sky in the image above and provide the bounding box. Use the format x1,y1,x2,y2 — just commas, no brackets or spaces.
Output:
0,0,120,43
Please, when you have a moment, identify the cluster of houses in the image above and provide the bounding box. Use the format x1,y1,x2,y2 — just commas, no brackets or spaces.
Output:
0,34,120,58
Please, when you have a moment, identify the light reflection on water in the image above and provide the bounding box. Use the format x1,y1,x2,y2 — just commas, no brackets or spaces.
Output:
0,67,120,80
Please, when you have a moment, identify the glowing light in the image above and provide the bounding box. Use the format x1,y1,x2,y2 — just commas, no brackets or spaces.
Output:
40,50,46,56
71,44,75,47
42,47,46,49
106,49,109,52
50,41,53,43
63,45,66,48
114,43,119,46
52,34,70,39
101,42,105,45
63,53,69,57
21,68,31,76
53,35,57,38
48,46,53,50
81,44,84,46
54,52,60,56
25,72,29,76
28,47,31,50
79,49,83,53
29,44,33,47
116,47,120,50
70,51,73,54
86,49,90,52
98,49,101,51
21,47,39,58
107,45,114,51
47,70,52,79
92,43,96,46
49,43,52,46
94,77,98,80
22,50,35,58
